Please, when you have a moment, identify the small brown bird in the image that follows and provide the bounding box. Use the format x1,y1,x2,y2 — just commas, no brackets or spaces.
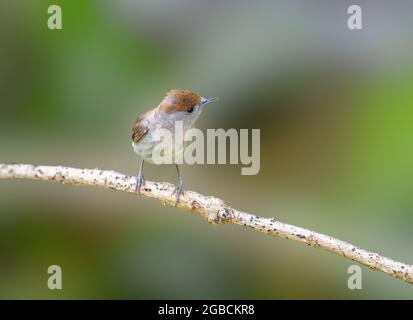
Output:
131,89,218,203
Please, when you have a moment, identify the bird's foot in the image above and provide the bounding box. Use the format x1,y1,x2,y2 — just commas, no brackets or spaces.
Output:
172,182,184,206
134,173,145,195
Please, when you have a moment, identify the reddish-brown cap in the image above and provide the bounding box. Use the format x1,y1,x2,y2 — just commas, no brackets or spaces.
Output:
159,89,202,113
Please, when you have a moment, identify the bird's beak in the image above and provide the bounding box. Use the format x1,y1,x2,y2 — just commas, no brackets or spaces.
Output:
201,97,219,106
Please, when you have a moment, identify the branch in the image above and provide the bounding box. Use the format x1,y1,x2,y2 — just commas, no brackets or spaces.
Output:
1,163,412,284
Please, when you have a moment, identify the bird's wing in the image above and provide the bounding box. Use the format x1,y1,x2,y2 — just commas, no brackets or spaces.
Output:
132,112,150,143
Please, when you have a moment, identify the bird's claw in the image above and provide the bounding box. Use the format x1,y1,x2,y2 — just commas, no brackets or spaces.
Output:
172,183,184,205
135,173,145,195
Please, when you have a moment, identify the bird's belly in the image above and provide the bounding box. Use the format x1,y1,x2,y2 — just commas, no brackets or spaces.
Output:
132,137,158,164
132,131,189,164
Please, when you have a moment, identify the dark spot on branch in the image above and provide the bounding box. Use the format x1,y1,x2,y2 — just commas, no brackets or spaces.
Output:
222,207,233,221
190,200,200,210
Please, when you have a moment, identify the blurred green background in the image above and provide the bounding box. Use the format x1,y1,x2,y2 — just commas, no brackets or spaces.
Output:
0,0,412,299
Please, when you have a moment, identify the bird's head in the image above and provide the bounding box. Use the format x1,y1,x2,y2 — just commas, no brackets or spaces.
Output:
159,89,218,127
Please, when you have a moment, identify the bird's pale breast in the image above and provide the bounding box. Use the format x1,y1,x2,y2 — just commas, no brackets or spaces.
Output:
132,121,190,164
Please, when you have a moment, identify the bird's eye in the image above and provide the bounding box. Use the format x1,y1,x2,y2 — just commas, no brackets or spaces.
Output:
186,107,194,114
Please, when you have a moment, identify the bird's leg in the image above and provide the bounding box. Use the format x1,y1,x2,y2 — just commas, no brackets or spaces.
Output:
134,159,145,195
172,164,184,205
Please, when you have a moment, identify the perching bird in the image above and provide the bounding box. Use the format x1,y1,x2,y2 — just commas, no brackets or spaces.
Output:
131,89,218,203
